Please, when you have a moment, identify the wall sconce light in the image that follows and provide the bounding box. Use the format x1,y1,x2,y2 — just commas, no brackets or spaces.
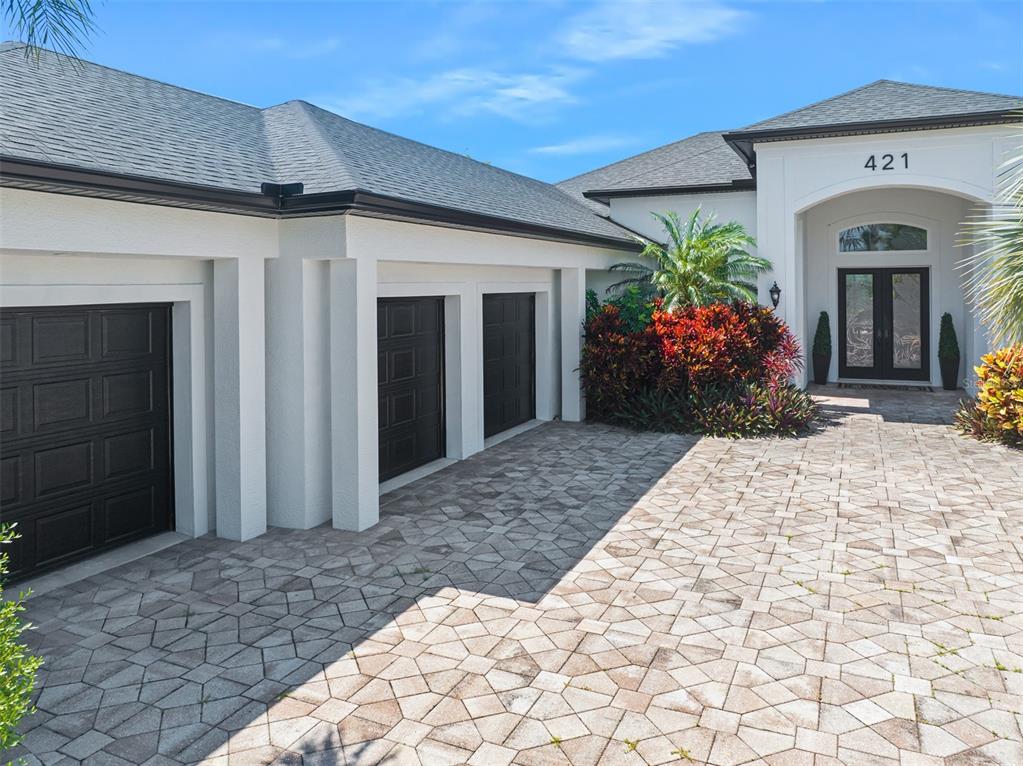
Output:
769,281,781,308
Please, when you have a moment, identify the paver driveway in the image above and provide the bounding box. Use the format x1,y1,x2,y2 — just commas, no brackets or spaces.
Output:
10,389,1023,766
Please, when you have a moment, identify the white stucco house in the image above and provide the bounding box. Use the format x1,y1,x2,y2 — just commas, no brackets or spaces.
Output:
1,42,1020,579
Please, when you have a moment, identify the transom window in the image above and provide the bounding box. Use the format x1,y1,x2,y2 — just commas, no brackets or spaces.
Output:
838,223,927,252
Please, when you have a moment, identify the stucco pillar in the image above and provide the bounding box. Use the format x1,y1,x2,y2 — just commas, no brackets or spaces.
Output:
266,258,331,529
213,257,267,541
560,267,586,422
330,256,379,531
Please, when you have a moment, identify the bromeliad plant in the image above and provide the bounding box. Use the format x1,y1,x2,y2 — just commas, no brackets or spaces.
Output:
608,209,771,309
0,524,42,756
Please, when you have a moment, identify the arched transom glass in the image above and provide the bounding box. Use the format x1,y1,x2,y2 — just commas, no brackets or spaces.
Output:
838,223,927,252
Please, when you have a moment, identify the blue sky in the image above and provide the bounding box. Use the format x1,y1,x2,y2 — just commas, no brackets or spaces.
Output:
8,1,1022,182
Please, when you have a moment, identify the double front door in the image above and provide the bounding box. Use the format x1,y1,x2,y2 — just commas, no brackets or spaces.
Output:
838,268,929,381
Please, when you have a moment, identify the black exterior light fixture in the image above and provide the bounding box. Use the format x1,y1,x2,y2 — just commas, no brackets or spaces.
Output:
769,281,781,309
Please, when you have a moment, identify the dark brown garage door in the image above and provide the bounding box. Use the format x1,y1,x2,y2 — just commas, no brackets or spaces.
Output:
377,298,444,482
483,293,535,438
0,304,173,579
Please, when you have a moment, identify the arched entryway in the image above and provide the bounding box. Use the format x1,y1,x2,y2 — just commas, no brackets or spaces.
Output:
797,186,987,386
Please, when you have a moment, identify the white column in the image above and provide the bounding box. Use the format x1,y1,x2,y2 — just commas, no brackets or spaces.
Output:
213,257,267,541
560,267,586,422
266,258,332,529
330,256,379,531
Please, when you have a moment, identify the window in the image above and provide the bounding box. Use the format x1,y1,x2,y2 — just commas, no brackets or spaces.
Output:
838,223,927,252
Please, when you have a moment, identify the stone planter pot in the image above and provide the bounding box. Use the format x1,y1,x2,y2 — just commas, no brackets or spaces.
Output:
812,352,830,386
940,355,960,391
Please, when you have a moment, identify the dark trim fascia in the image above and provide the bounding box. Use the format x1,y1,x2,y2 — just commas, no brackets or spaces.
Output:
0,157,280,214
0,157,640,252
723,109,1023,166
328,191,641,251
583,179,756,201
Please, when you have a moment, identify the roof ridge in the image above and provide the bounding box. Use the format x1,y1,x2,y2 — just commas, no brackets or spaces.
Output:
874,78,1023,101
741,80,887,130
557,130,731,185
285,100,367,188
0,41,263,112
294,99,580,194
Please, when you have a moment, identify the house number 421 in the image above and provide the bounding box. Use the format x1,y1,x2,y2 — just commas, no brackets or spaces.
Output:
864,153,908,171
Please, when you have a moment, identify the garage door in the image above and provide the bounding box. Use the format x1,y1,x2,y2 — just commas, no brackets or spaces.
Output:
483,293,535,438
377,298,445,481
0,304,173,580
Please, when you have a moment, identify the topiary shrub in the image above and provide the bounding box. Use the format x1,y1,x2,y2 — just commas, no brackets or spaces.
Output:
0,524,43,755
581,299,818,437
954,347,1023,446
812,311,832,356
939,313,960,360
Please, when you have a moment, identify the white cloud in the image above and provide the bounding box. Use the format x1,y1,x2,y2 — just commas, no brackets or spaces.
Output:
529,135,639,156
318,67,588,122
559,1,745,61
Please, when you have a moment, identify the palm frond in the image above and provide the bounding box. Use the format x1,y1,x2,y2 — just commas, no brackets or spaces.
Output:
959,123,1023,347
4,0,97,59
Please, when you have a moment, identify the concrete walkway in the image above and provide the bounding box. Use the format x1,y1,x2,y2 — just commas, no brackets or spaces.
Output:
10,388,1023,765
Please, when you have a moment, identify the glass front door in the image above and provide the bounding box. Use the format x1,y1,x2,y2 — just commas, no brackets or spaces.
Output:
838,268,929,381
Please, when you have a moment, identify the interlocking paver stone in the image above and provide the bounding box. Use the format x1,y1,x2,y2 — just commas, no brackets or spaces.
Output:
13,388,1023,764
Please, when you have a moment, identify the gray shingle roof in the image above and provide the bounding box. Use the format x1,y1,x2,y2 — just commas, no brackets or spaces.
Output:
0,42,631,244
732,79,1023,134
562,80,1020,201
557,131,752,204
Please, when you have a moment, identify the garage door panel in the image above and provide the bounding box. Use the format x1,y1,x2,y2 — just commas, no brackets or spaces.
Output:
33,377,93,432
102,369,154,417
378,297,444,482
104,428,155,480
1,387,18,437
482,293,535,438
32,313,91,365
34,502,94,570
104,487,159,542
0,304,173,580
34,440,94,497
101,310,154,358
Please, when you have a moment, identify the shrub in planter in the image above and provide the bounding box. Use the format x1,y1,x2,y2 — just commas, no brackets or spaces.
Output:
0,524,43,755
954,347,1023,446
938,313,960,390
811,311,831,385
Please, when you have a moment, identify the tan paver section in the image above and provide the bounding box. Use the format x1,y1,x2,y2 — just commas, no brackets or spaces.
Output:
13,389,1023,765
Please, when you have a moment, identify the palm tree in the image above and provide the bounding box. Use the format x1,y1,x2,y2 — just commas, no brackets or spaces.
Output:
959,131,1023,349
3,0,96,58
608,209,770,309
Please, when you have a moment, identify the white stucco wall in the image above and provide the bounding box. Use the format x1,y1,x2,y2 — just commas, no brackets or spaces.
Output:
801,188,975,385
753,125,1019,380
264,213,630,532
0,188,273,541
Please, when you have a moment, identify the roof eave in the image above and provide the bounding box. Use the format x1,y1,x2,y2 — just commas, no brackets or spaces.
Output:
582,179,756,199
722,109,1023,170
0,157,640,252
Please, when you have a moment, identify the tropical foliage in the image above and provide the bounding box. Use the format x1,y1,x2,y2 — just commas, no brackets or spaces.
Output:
2,0,95,57
609,209,771,309
959,132,1023,349
954,347,1023,447
0,524,42,755
581,298,817,438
